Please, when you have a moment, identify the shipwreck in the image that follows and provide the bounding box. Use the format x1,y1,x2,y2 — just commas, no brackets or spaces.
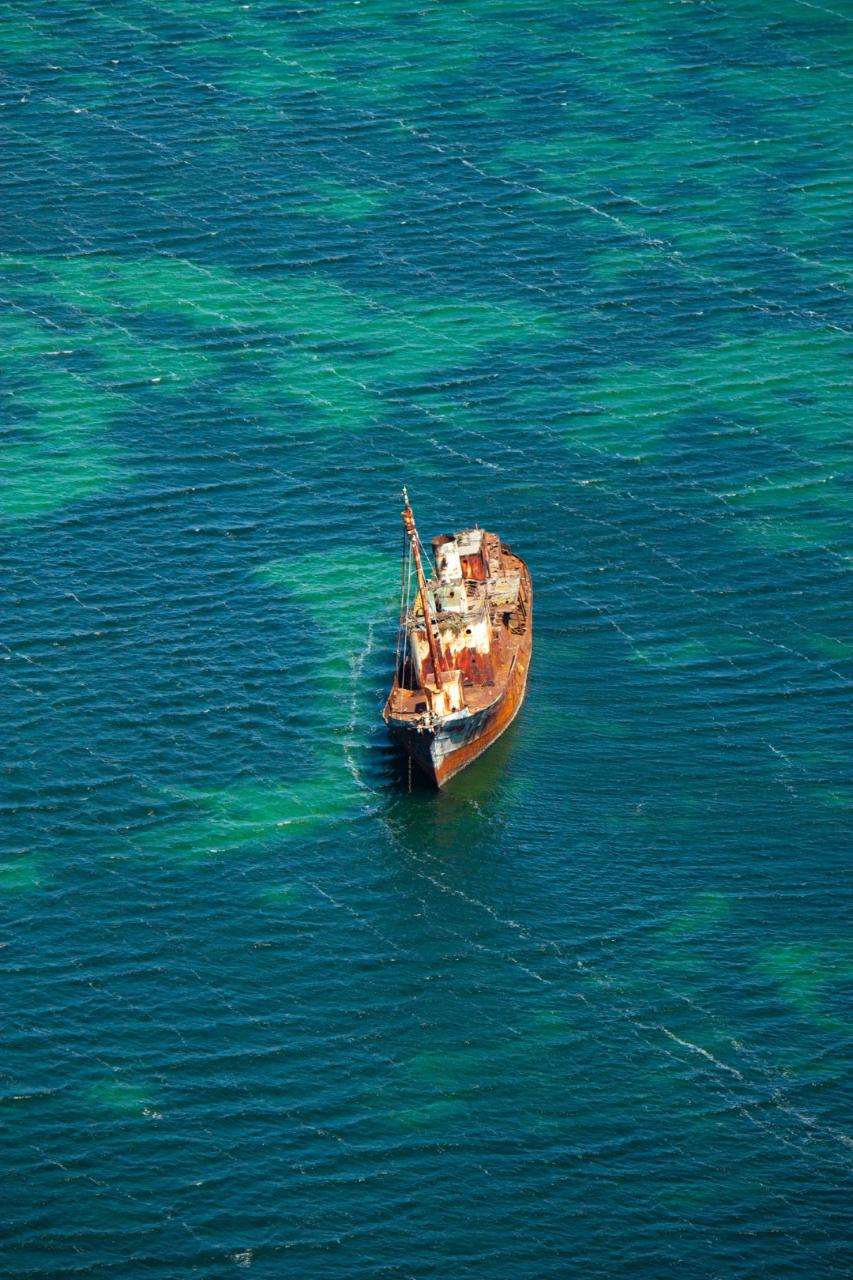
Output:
383,489,532,787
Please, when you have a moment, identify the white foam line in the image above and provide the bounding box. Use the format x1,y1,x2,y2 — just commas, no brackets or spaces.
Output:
656,1026,745,1080
304,878,402,953
790,0,852,20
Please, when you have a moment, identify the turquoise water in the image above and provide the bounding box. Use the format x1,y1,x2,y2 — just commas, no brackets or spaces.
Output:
2,1,851,1274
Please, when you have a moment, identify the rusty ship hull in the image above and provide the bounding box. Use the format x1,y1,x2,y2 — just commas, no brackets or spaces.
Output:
384,496,532,788
385,600,531,786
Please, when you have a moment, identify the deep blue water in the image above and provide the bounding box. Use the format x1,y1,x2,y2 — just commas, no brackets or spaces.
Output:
1,2,852,1276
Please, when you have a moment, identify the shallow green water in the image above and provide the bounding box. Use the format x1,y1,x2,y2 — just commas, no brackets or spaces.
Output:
1,2,851,1276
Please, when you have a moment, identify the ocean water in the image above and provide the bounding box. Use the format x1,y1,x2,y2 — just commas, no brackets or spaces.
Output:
1,1,851,1275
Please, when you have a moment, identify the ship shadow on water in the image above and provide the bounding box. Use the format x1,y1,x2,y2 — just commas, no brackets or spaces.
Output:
377,717,525,869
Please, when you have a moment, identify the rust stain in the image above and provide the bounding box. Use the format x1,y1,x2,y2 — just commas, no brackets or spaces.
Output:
384,503,532,787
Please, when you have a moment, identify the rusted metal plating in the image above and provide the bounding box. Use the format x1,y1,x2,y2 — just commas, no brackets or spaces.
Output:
384,492,533,786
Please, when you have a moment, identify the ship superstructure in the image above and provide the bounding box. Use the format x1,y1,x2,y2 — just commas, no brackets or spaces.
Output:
383,490,532,787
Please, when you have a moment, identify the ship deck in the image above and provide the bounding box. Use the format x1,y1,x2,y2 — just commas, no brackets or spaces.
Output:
385,538,530,728
386,678,502,722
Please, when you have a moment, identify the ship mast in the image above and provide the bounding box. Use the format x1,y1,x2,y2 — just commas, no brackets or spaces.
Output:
401,488,443,689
